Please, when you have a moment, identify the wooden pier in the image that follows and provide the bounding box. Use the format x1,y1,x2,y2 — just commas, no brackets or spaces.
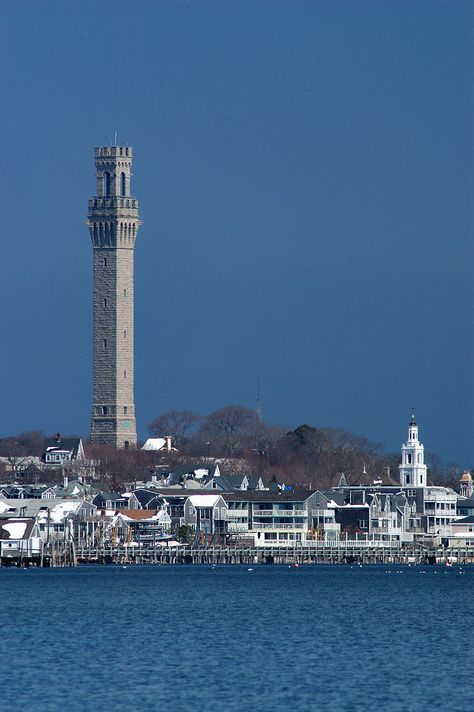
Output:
2,542,474,568
73,543,474,566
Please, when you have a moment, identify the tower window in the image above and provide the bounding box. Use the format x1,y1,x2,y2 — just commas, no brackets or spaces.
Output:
123,330,127,338
124,406,128,415
120,172,126,197
103,258,107,267
124,370,127,379
104,298,107,308
104,172,111,196
407,454,412,464
124,289,127,297
103,339,107,349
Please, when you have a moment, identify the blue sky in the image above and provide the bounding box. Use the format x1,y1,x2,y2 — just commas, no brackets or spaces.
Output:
0,0,472,464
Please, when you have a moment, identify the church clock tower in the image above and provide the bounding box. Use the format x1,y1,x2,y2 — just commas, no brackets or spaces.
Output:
87,146,141,448
399,413,427,487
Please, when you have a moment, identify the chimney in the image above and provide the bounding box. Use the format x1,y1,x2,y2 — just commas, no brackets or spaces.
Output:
165,435,172,452
55,432,62,444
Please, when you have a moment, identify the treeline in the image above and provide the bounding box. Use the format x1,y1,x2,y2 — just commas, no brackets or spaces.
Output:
146,406,461,490
0,408,464,491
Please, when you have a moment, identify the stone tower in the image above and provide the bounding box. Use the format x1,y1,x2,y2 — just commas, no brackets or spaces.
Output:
87,146,141,448
399,413,427,487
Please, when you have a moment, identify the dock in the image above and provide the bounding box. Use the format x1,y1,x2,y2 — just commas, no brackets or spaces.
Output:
2,542,474,568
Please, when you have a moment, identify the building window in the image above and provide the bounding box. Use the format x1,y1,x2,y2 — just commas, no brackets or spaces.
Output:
103,172,111,196
103,339,107,348
104,298,107,308
123,330,127,338
124,406,128,415
123,288,127,297
101,406,108,416
124,441,130,449
124,370,127,379
407,454,412,464
103,258,107,267
120,172,126,197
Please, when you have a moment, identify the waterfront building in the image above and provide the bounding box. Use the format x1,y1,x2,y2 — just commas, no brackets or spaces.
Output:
222,490,340,545
0,518,42,557
184,494,227,535
112,509,172,543
87,145,141,448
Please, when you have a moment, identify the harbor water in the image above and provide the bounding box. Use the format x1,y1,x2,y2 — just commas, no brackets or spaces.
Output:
0,564,473,711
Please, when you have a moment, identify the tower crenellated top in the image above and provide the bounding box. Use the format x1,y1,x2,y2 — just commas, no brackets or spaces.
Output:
95,146,132,158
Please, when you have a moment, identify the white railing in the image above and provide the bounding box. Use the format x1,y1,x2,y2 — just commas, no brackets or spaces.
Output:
322,522,340,531
424,491,457,502
311,509,334,517
226,511,249,519
426,526,453,536
253,510,307,518
252,522,306,530
227,523,249,533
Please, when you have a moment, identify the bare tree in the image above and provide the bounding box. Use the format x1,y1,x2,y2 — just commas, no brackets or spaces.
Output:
147,409,199,448
197,405,256,455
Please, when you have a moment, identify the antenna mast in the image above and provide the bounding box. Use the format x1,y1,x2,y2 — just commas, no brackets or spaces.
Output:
256,372,262,423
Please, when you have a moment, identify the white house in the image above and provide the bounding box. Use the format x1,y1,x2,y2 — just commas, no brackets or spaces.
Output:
0,518,42,557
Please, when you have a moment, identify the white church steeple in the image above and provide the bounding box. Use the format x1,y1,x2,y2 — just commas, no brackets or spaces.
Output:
399,412,427,487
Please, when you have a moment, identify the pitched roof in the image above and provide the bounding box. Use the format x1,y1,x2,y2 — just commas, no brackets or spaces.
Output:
188,494,222,507
131,490,165,508
93,492,126,505
0,517,36,540
44,437,83,458
116,509,163,521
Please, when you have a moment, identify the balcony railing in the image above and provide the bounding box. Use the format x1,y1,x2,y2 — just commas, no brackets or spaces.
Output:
424,491,457,502
227,523,249,533
226,511,249,519
253,510,307,517
311,509,334,517
426,526,453,536
252,522,306,530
